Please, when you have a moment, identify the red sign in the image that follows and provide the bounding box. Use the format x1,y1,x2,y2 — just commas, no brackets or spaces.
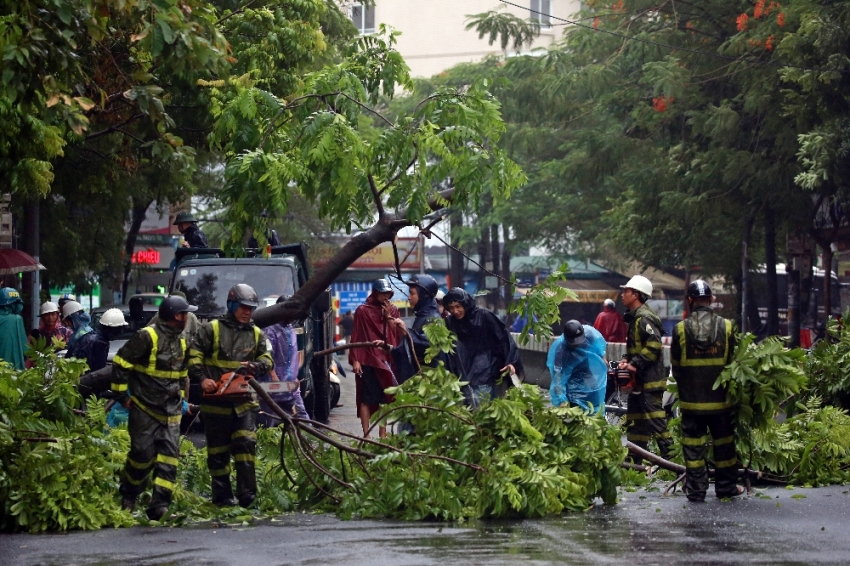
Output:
132,248,161,265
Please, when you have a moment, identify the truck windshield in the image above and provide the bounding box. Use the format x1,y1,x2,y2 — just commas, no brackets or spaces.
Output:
172,264,296,315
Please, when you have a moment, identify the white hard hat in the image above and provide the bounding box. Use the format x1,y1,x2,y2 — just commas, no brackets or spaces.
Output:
603,298,616,308
435,290,445,301
621,275,653,297
61,300,84,318
100,308,128,327
40,301,60,315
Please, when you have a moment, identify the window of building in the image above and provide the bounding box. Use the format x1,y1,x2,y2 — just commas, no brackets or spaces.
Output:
530,0,551,28
351,3,376,34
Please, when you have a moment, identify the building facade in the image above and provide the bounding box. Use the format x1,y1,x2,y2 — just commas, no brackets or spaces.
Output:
344,0,581,78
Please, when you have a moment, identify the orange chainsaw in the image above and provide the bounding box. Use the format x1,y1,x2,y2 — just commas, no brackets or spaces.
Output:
202,368,300,401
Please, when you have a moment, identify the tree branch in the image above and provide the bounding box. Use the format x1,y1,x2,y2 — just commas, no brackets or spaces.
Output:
86,113,145,140
368,174,385,217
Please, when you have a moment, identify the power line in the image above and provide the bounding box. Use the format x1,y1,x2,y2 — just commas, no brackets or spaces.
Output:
497,0,848,74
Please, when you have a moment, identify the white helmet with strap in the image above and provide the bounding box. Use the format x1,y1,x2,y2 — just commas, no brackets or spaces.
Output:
100,308,128,327
40,301,60,315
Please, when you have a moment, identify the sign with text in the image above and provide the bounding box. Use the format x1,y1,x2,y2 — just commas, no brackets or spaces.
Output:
350,238,421,270
337,290,369,314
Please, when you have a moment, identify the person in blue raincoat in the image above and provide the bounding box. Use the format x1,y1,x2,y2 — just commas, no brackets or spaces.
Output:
547,320,608,414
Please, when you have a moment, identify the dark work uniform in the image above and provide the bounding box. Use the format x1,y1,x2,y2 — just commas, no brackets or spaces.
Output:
66,329,109,373
182,224,209,248
624,302,671,460
188,314,273,506
112,323,188,513
671,305,738,500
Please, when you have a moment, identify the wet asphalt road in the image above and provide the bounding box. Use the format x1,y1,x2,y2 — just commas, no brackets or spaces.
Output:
4,362,850,565
2,485,849,565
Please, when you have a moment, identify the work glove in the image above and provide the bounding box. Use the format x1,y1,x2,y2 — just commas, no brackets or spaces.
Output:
242,362,259,377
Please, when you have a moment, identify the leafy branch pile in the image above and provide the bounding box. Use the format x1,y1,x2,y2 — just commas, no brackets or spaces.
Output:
0,342,133,532
713,334,850,485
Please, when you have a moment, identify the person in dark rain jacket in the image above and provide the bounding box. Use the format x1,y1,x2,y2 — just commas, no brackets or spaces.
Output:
443,288,523,408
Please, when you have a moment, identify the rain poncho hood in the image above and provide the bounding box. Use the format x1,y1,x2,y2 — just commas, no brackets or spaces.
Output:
444,289,523,388
547,325,608,413
67,310,93,347
349,292,402,369
684,306,725,350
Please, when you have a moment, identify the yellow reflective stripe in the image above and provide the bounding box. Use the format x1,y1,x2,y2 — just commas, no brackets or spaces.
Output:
627,410,667,420
133,398,182,425
154,477,175,491
113,355,134,369
682,436,707,446
233,453,255,463
685,459,706,469
156,454,179,467
207,446,230,455
715,458,737,468
627,434,651,442
645,341,662,349
253,326,260,347
680,357,727,367
201,404,233,416
209,466,231,477
643,380,668,390
657,431,672,439
231,430,256,440
128,457,154,470
124,472,150,485
111,382,128,392
714,435,734,446
679,401,733,411
234,402,256,415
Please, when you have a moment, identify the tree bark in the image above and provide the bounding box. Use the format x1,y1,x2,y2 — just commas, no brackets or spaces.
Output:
501,224,511,311
764,205,779,336
448,211,465,291
121,199,152,302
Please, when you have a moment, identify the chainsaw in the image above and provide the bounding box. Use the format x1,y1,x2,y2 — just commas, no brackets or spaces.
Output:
202,368,300,401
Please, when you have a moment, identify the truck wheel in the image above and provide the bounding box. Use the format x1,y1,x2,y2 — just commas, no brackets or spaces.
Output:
330,381,341,410
311,358,331,424
301,367,315,420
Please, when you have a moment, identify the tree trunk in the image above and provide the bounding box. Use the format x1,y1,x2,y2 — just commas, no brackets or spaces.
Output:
823,246,833,326
764,205,779,336
21,201,40,331
501,224,511,311
489,224,500,310
121,199,152,302
252,189,454,329
448,211,465,291
787,266,801,347
477,223,489,301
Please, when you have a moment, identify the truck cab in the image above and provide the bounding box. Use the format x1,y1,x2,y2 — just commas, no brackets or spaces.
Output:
170,244,334,423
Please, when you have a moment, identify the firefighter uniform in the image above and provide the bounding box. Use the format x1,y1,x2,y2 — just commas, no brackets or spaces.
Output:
188,314,273,506
624,302,672,459
112,322,189,515
671,305,738,500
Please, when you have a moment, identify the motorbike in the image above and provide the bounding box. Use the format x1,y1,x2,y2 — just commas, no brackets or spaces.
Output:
329,353,345,409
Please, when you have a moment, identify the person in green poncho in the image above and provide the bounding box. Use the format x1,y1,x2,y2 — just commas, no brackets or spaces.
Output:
0,287,27,370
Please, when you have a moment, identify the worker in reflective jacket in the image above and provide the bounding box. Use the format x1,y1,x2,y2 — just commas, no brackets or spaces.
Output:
618,275,672,462
112,295,197,521
671,280,743,501
188,284,273,508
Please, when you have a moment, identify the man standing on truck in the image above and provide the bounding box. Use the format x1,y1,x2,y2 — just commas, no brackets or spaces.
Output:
173,211,209,249
671,280,743,501
112,295,197,521
189,284,273,507
618,275,672,461
350,279,404,438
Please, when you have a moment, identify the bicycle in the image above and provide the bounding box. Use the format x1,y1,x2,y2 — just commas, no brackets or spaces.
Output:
604,361,630,426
